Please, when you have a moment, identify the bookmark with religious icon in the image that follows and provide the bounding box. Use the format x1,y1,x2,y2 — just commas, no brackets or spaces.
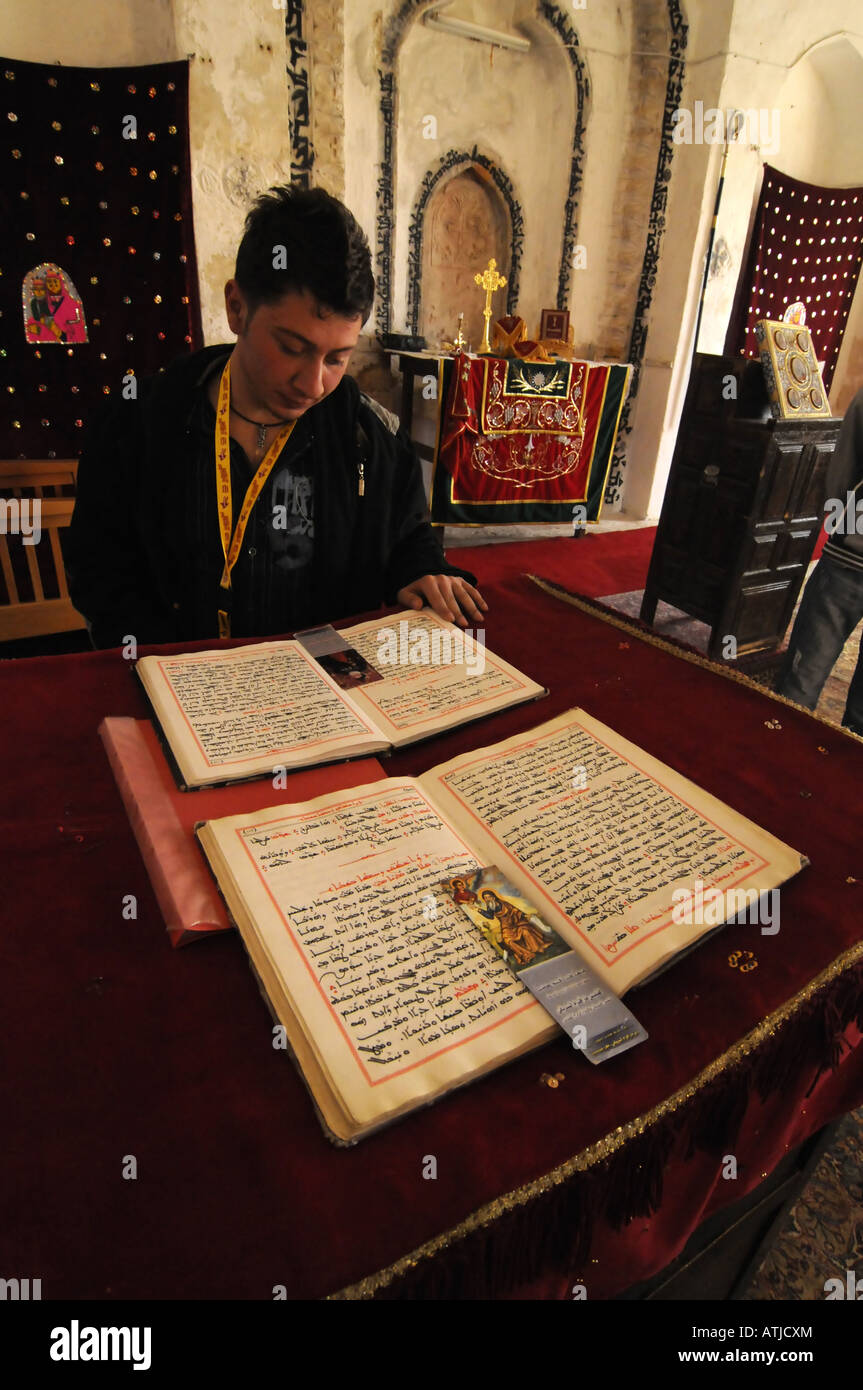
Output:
294,623,384,691
440,866,647,1064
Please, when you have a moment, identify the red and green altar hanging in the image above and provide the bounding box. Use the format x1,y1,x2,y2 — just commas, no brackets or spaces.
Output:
429,353,631,525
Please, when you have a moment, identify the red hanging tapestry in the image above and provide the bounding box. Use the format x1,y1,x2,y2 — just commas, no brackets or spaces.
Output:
726,164,863,391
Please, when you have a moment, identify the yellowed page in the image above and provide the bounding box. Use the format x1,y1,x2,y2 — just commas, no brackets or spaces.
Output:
137,641,388,788
419,708,806,995
198,777,555,1135
341,610,546,746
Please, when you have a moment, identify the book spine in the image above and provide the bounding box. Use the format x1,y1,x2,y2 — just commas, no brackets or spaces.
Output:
98,717,230,947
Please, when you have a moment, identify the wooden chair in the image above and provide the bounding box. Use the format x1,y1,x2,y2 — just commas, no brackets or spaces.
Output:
0,459,87,642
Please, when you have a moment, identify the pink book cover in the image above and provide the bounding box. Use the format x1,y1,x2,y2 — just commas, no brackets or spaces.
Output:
99,716,387,947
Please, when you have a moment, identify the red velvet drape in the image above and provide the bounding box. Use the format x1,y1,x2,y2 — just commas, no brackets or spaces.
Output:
725,164,863,390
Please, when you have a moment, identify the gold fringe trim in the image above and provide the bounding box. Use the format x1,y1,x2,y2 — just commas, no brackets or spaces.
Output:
331,937,863,1300
526,575,863,741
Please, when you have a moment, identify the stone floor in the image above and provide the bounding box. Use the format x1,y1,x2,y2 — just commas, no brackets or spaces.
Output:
598,567,863,736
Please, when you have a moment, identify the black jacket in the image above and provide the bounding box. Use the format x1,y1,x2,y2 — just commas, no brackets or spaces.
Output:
66,345,475,647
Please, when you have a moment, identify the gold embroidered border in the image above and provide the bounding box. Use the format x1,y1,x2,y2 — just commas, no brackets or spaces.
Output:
455,360,589,506
330,937,863,1300
526,575,863,742
438,365,631,516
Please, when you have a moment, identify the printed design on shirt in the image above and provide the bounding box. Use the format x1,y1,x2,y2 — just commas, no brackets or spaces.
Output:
270,464,314,571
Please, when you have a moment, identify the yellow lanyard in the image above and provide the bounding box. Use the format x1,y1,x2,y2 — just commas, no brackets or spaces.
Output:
214,358,295,636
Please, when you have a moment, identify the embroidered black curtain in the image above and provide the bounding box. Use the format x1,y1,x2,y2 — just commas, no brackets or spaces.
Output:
1,55,203,460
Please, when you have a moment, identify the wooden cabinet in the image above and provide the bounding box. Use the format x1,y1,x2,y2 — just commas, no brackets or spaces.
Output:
640,354,842,660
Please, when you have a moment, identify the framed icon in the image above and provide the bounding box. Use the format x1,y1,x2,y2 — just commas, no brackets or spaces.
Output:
539,308,570,343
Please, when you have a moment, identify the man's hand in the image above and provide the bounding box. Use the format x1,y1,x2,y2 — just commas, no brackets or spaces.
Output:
397,574,488,628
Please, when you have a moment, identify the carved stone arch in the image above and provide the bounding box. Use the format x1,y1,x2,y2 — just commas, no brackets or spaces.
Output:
376,0,588,334
406,150,525,340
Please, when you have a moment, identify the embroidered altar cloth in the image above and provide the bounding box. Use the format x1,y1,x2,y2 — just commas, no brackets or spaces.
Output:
430,353,631,525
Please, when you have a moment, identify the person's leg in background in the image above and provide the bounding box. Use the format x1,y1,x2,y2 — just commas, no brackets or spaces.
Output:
840,622,863,735
777,556,863,716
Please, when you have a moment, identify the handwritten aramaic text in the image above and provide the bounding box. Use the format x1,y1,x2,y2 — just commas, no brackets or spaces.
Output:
440,724,755,958
241,784,528,1075
349,617,522,729
161,647,368,765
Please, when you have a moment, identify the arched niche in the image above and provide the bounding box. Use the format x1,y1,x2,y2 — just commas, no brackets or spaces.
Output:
777,34,863,186
418,165,511,350
406,155,520,347
378,0,584,337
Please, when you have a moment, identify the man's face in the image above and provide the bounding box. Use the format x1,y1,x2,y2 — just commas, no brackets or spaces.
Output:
225,282,362,422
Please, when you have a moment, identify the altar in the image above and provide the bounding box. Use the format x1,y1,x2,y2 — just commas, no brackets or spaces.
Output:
389,349,632,526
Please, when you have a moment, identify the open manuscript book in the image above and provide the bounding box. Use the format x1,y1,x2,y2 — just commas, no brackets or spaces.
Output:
136,610,545,788
196,708,805,1143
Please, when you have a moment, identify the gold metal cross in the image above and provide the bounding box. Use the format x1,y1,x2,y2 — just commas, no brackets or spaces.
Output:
474,257,507,354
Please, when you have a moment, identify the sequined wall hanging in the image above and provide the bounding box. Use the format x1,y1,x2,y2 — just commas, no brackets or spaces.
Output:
726,163,863,392
1,55,203,459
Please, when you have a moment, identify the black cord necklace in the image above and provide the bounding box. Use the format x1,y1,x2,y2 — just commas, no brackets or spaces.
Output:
229,403,283,428
229,402,284,453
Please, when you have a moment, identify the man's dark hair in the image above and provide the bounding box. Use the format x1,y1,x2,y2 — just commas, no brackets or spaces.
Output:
234,185,375,323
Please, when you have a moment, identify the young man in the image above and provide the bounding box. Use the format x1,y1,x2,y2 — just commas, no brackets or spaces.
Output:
66,186,485,648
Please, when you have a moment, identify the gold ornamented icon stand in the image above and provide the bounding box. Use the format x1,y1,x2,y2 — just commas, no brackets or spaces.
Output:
474,258,507,354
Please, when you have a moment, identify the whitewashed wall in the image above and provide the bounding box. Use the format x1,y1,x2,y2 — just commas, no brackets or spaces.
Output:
629,0,863,518
391,14,572,338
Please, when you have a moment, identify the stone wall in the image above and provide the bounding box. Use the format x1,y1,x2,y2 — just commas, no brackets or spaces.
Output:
307,0,346,200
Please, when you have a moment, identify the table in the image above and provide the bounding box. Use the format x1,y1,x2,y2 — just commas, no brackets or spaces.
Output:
3,565,862,1300
386,350,441,455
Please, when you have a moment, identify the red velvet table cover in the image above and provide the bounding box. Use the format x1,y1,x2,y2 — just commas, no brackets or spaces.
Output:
2,544,862,1301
